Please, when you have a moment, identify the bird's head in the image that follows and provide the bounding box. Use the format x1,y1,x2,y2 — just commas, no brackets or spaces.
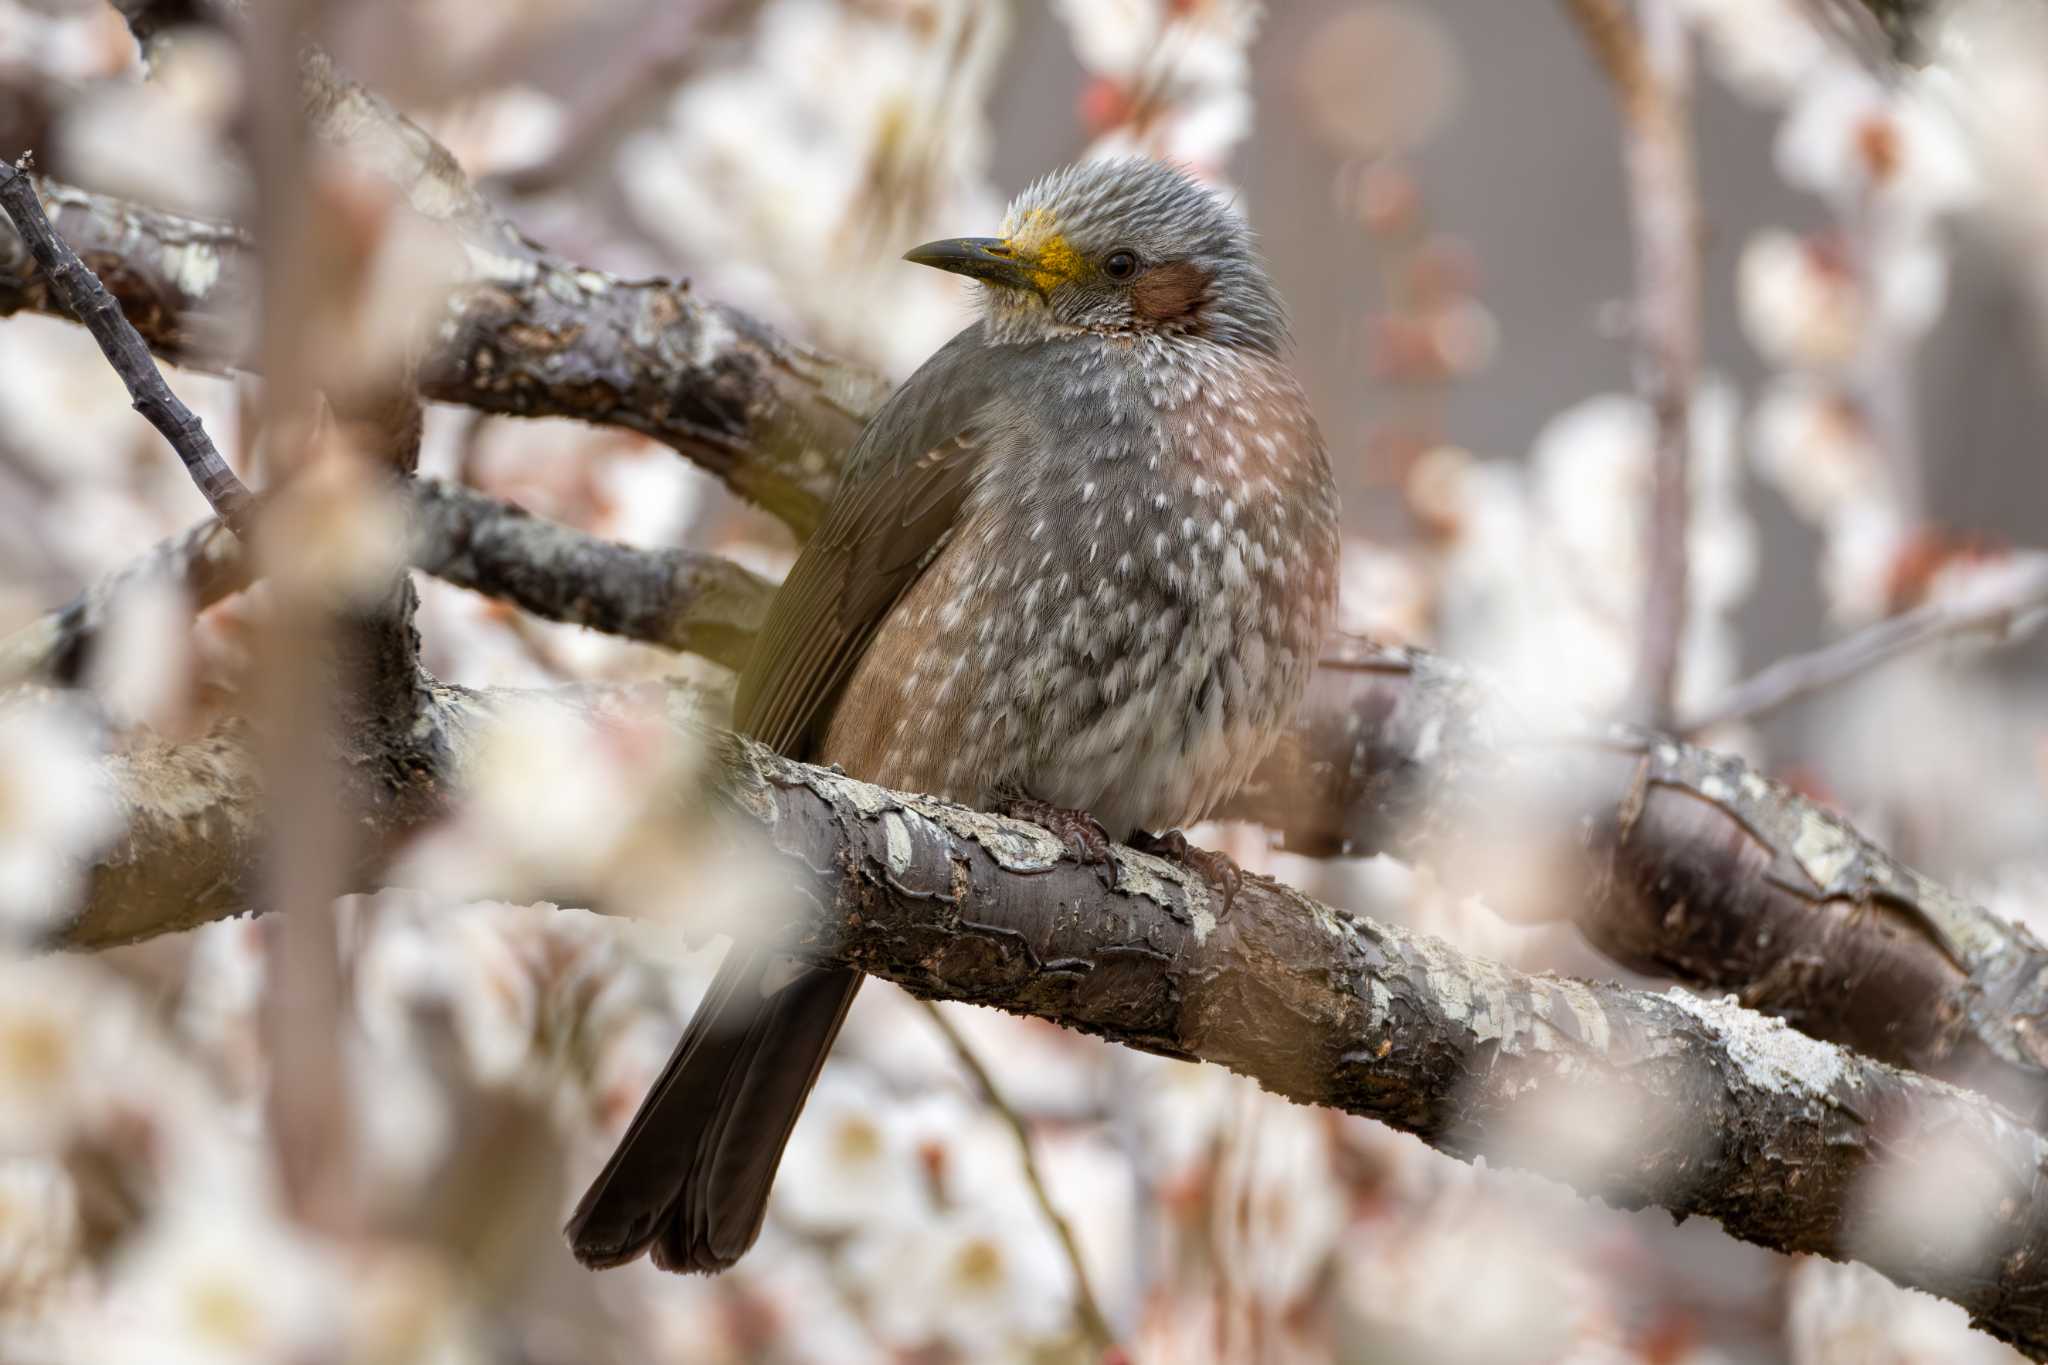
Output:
905,158,1287,354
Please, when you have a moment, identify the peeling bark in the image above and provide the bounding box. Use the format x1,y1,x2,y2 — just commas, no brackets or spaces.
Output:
52,672,2048,1359
1234,645,2048,1119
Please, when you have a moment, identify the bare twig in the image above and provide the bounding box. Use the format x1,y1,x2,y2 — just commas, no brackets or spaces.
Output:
1683,554,2048,734
920,1000,1118,1354
1559,0,1703,730
0,160,256,534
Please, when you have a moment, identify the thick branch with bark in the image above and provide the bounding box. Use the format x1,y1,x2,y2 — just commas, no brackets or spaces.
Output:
1237,643,2048,1118
19,468,2048,1119
0,172,881,536
49,671,2048,1359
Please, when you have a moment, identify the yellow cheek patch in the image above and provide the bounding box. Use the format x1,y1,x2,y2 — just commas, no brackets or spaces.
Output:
1003,208,1085,292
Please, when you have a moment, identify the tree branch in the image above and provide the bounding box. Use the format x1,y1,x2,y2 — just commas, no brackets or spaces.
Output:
22,479,2048,1120
1232,642,2048,1119
47,669,2048,1358
0,161,256,533
0,168,880,536
0,478,776,688
1558,0,1703,730
1683,553,2048,734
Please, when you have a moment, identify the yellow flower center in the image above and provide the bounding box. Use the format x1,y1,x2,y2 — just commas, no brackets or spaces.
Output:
952,1237,1006,1292
833,1116,882,1167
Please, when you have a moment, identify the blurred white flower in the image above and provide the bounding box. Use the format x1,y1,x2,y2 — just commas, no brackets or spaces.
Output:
1211,1097,1343,1308
1338,539,1433,642
1776,69,1977,223
1342,1181,1609,1365
774,1064,925,1234
1674,0,1831,104
848,1202,1072,1356
0,699,118,937
1751,377,1890,523
1739,230,1864,371
1442,386,1755,715
395,692,707,910
0,1158,79,1316
416,85,566,178
619,0,1008,376
1056,0,1262,168
88,574,196,731
55,34,248,216
1787,1258,2021,1365
93,1197,343,1365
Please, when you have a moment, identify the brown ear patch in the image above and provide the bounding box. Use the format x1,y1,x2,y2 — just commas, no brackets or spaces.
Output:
1130,260,1212,323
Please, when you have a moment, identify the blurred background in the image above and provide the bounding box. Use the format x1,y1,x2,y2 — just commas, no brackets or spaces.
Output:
4,0,2048,1361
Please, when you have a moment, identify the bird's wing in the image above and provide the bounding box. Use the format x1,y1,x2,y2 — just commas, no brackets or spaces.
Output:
735,323,1004,756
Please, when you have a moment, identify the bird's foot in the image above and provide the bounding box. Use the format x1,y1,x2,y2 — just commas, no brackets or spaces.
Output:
998,796,1118,887
1129,828,1242,917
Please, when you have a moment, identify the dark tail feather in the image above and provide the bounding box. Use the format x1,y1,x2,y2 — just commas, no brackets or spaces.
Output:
564,949,862,1273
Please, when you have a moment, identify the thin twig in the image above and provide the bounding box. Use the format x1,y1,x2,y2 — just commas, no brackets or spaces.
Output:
1559,0,1702,730
1682,554,2048,734
918,1000,1118,1355
0,160,256,535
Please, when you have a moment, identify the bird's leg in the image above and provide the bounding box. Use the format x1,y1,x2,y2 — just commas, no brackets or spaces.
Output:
996,794,1118,887
1128,828,1242,917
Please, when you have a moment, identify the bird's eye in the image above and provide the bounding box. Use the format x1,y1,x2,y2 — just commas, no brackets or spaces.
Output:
1103,250,1139,280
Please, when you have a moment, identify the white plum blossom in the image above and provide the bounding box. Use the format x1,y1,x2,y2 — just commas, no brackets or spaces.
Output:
0,1158,80,1321
763,1064,925,1234
618,0,1008,375
1775,69,1977,224
87,573,196,730
1054,0,1262,170
1673,0,1831,105
1787,1258,2023,1365
89,1197,344,1365
0,700,119,938
847,1202,1074,1357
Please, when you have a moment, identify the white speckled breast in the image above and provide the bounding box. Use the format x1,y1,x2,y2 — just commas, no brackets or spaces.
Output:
822,333,1339,839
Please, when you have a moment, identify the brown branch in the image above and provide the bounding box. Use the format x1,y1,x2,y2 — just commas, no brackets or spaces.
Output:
1684,554,2048,734
0,171,879,537
0,160,256,534
0,478,774,689
1559,0,1703,729
1229,641,2048,1119
23,485,2048,1122
407,480,771,672
46,674,2048,1359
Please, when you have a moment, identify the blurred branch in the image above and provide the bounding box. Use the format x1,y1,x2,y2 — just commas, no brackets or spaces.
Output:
0,478,773,687
919,1000,1118,1355
1237,641,2048,1120
0,516,247,686
48,675,2048,1359
0,168,876,536
1683,554,2048,734
0,161,256,534
1558,0,1702,729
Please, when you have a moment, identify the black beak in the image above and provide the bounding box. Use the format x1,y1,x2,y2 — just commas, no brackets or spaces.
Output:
903,237,1039,292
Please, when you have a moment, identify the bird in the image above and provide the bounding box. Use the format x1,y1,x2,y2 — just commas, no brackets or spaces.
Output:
564,156,1340,1275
